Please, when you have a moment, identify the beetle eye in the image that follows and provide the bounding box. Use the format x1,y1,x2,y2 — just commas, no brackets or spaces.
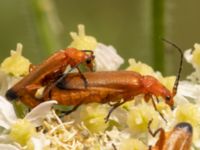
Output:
86,58,92,64
165,96,171,101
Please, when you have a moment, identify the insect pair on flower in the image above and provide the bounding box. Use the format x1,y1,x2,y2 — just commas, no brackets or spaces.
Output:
5,39,193,149
6,39,181,121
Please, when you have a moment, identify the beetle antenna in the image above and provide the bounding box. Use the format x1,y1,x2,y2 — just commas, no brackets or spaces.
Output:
162,38,183,96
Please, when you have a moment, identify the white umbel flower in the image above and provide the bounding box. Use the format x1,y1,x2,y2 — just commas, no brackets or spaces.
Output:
94,43,124,71
0,96,57,149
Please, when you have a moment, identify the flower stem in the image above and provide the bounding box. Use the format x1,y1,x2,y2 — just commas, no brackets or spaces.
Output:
29,0,62,54
151,0,165,73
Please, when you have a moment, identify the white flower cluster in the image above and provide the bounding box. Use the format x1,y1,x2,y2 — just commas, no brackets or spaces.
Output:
68,24,124,71
0,95,56,150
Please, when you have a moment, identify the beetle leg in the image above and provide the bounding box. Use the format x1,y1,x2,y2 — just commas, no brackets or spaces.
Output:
76,67,88,88
82,50,95,72
54,64,88,89
43,64,89,99
112,143,117,150
151,97,167,123
148,119,166,149
156,97,160,103
148,119,163,137
59,103,82,118
105,100,125,123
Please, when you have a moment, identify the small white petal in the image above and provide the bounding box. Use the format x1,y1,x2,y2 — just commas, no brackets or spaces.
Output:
194,139,200,149
25,100,57,127
174,94,189,105
0,134,12,143
177,81,200,101
94,43,124,71
0,144,20,150
0,96,17,129
31,135,50,150
184,49,193,64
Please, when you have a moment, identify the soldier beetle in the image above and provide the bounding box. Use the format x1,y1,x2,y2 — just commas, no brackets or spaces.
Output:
6,48,95,107
6,40,183,121
46,39,183,121
45,70,176,121
148,120,193,150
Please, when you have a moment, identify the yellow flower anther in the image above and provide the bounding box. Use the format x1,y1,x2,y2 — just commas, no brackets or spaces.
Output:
9,119,36,146
68,24,97,50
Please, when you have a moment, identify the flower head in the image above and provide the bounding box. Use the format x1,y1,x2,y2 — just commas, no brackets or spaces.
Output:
0,96,57,149
69,24,97,50
9,119,36,146
184,43,200,82
79,103,109,133
126,101,160,134
0,43,31,77
174,102,200,145
175,102,200,127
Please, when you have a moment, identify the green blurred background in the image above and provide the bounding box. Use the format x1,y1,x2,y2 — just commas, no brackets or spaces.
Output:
0,0,200,77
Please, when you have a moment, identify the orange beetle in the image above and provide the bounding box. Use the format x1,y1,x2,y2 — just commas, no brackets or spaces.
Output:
148,120,193,150
6,48,95,107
